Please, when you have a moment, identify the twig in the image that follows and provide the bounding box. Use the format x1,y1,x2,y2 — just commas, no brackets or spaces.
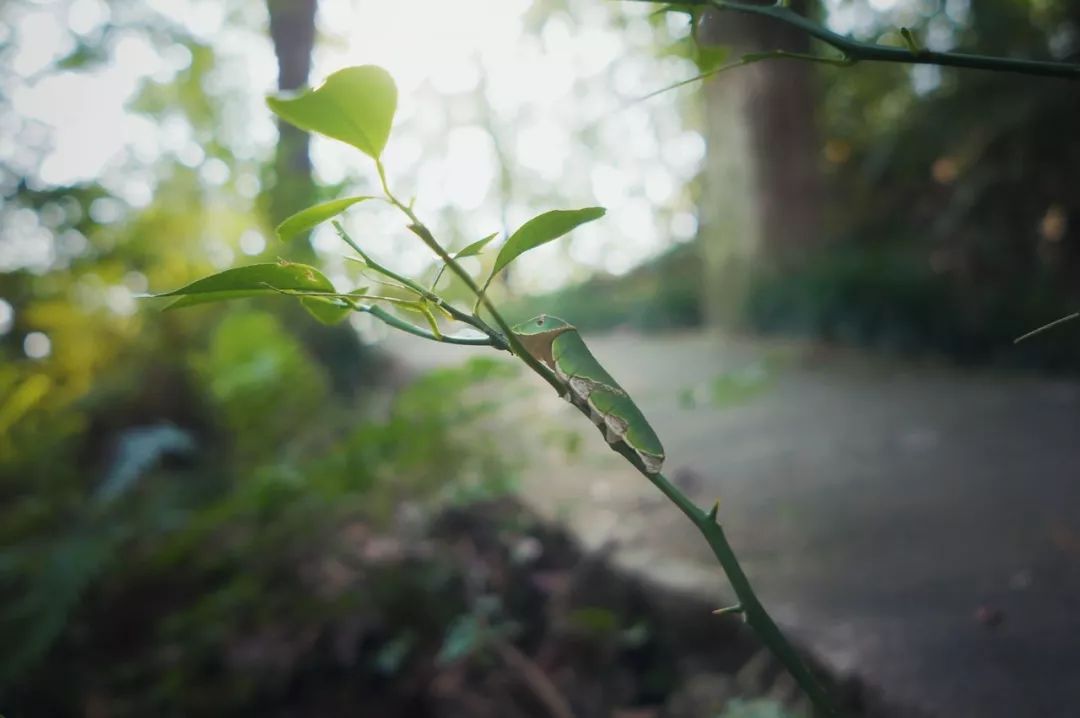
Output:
598,440,839,715
364,306,496,346
493,639,576,718
628,48,853,107
365,131,839,715
1014,312,1080,344
625,0,1080,80
375,161,565,394
333,221,509,350
265,285,497,347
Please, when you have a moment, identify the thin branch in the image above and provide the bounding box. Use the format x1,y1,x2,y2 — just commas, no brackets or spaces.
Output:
364,305,496,346
604,440,840,716
333,221,509,350
375,161,566,394
363,135,840,715
626,0,1080,80
628,48,852,107
1014,312,1079,343
262,286,496,346
493,640,576,718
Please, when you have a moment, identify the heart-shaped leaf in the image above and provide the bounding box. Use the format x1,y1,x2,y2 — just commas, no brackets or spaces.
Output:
267,65,397,160
276,196,375,241
485,208,606,289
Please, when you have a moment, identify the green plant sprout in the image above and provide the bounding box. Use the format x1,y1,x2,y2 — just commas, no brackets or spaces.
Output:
150,64,840,715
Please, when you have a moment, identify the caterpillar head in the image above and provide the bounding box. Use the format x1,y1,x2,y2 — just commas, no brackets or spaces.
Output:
512,314,573,336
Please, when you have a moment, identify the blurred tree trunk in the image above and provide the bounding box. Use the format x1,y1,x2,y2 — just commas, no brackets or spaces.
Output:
264,0,371,394
696,1,825,326
266,0,318,254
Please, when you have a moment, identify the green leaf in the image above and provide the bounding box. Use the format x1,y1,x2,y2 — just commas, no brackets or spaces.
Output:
488,207,605,280
417,302,443,339
301,297,351,325
267,65,397,160
455,232,499,259
373,632,416,675
398,301,444,339
282,287,369,325
276,196,375,241
437,614,481,666
431,232,498,290
153,262,338,310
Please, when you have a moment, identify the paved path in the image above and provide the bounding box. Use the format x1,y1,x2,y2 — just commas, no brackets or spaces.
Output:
390,329,1080,717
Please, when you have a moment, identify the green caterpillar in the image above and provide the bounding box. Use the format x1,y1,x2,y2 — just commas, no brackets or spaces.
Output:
512,315,665,474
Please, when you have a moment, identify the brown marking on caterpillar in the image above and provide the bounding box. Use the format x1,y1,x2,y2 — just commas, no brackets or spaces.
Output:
638,452,664,475
514,322,572,370
603,413,628,444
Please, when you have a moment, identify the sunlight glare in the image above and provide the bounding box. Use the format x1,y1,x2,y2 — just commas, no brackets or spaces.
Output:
12,7,73,77
0,299,14,337
24,332,52,360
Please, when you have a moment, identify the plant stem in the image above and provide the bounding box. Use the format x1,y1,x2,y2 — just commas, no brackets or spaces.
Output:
364,305,496,346
376,162,565,393
1014,312,1079,343
367,156,831,708
631,48,852,106
614,441,839,715
333,221,509,350
629,0,1080,80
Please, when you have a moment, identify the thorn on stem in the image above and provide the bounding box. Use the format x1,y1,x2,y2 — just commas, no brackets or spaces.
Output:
712,603,744,617
707,499,720,522
900,27,922,54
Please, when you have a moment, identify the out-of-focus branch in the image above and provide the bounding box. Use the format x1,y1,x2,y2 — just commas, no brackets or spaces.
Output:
626,0,1080,80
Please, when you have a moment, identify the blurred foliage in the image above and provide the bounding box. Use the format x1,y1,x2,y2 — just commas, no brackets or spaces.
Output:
745,241,1080,368
2,0,1079,712
774,0,1080,365
507,243,703,331
1,332,521,712
0,3,520,712
678,354,788,411
535,0,1080,369
717,698,799,718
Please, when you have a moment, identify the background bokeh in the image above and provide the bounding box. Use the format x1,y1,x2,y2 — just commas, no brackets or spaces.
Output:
2,1,1078,716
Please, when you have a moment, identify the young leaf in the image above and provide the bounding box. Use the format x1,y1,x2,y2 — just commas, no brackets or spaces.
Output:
487,207,605,284
398,301,444,339
301,297,352,325
418,303,443,339
267,65,397,160
300,285,369,325
276,196,374,241
431,232,498,289
264,285,368,327
437,614,482,666
455,232,499,259
152,262,337,309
